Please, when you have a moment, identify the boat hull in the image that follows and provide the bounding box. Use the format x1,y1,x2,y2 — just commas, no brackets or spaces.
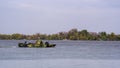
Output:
18,43,56,48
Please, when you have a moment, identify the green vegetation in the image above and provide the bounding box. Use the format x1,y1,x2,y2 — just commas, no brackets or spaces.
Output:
0,28,120,41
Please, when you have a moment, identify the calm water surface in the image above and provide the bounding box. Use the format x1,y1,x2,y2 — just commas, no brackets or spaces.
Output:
0,40,120,60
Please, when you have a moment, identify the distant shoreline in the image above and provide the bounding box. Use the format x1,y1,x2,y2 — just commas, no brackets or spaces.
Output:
0,28,120,41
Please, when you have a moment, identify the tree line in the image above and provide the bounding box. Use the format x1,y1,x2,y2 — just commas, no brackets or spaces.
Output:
0,28,120,41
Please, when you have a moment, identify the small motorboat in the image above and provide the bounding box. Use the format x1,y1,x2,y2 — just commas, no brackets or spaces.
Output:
18,40,56,48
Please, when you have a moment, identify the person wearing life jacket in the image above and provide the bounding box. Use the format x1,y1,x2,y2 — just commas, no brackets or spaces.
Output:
35,39,44,47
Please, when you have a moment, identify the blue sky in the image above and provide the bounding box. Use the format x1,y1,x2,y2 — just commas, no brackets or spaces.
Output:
0,0,120,34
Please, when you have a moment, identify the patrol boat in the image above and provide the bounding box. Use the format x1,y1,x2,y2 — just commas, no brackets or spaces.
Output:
18,40,56,48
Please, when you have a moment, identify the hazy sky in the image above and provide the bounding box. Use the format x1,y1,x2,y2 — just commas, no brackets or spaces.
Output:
0,0,120,34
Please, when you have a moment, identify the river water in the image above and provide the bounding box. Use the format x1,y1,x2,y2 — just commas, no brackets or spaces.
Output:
0,40,120,68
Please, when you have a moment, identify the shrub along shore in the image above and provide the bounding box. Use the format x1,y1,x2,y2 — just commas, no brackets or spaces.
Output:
0,28,120,41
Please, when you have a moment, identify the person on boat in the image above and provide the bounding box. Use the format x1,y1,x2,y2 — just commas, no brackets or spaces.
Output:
24,41,28,47
35,39,43,47
45,41,49,47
